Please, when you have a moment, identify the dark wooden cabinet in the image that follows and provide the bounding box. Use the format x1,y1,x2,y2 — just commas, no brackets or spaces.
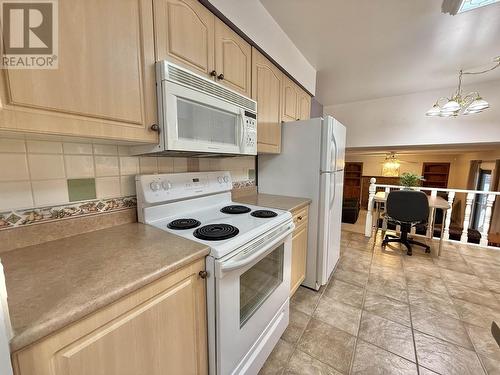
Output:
344,163,363,201
422,163,450,189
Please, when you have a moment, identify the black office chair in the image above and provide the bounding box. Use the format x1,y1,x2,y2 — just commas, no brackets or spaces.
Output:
381,190,431,256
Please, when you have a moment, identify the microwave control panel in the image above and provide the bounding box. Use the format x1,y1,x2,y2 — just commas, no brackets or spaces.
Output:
244,113,257,150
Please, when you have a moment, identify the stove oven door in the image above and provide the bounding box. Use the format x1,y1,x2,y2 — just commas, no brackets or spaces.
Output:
214,223,293,375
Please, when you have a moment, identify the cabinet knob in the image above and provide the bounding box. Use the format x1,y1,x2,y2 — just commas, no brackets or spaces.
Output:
150,124,160,133
210,70,217,77
199,270,208,279
217,73,224,80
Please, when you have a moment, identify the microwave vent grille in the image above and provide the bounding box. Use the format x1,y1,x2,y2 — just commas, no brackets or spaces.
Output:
167,64,257,113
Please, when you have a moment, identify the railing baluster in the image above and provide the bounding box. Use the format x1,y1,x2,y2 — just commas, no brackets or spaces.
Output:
365,178,377,237
461,192,475,243
443,191,455,241
480,193,496,247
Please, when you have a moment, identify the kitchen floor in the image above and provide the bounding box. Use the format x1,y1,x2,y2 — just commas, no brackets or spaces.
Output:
260,231,500,375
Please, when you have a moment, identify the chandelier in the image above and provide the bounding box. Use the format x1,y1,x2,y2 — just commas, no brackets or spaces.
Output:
382,153,401,177
426,56,500,117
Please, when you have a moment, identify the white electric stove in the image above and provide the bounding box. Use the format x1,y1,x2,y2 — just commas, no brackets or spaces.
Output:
136,171,294,375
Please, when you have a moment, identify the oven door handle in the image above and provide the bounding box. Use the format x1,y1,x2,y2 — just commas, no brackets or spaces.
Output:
219,224,294,274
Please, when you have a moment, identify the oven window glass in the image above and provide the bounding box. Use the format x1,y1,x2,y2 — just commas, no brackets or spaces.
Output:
177,98,238,145
240,244,284,327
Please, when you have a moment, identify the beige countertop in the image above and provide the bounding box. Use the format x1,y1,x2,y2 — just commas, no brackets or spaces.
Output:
1,223,210,352
235,193,311,212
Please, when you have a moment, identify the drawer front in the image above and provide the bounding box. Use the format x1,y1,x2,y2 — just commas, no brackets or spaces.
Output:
292,206,308,233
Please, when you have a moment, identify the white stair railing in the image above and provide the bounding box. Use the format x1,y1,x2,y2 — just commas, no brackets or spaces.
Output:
364,178,500,249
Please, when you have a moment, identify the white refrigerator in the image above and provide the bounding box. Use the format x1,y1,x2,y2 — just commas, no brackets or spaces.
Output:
258,116,346,290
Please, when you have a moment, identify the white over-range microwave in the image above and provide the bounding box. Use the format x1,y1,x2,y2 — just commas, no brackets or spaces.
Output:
132,61,257,157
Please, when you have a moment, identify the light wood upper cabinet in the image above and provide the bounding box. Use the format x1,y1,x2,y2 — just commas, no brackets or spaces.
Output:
0,0,158,143
281,75,299,122
298,90,311,120
154,0,215,77
13,259,208,375
290,205,309,296
214,19,252,96
252,48,283,154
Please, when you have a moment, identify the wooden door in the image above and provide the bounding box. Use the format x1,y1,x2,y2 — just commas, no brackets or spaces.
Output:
298,90,311,120
154,0,215,77
281,76,299,122
0,0,157,143
252,48,283,154
13,260,208,375
290,206,309,296
214,19,252,96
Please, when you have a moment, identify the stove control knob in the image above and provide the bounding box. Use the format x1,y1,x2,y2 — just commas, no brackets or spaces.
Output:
217,176,223,183
223,176,229,183
161,181,172,190
150,181,160,192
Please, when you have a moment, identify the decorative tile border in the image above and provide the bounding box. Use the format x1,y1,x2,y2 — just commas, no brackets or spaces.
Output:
232,180,255,189
0,197,137,230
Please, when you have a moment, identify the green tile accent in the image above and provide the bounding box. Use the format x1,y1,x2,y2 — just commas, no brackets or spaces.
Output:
67,178,96,202
248,169,256,180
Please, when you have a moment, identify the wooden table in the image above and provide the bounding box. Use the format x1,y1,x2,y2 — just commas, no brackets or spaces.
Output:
373,191,451,256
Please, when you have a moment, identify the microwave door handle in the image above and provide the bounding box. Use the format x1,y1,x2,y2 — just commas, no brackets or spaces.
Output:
239,111,246,151
220,224,294,273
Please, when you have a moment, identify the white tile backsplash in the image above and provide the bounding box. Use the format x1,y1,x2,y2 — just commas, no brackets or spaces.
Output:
26,140,62,154
95,156,119,177
28,154,65,180
120,175,136,196
0,154,29,181
0,181,33,209
119,156,140,175
63,142,93,155
0,139,255,212
0,139,25,153
93,144,118,155
31,179,69,206
96,176,121,199
64,155,94,178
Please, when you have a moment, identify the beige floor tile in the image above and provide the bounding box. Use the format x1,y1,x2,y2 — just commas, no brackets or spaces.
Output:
452,298,500,328
408,288,459,318
418,367,439,375
283,349,342,375
363,291,411,327
440,269,484,289
332,268,369,287
281,307,310,345
290,287,322,316
403,263,441,278
406,273,449,296
410,305,473,349
370,264,406,285
414,332,485,375
465,324,500,362
367,273,408,303
314,296,362,335
337,257,370,274
298,318,356,374
323,279,365,308
479,355,500,375
433,258,474,274
358,311,415,361
481,278,500,294
258,339,294,375
351,340,417,375
445,281,500,309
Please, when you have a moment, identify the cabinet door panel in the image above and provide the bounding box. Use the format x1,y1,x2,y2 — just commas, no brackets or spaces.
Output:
154,0,214,77
298,91,311,120
281,76,298,122
252,48,282,154
0,0,157,142
290,223,308,296
215,19,251,96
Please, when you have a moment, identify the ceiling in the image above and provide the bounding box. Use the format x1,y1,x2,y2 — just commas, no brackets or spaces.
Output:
260,0,500,106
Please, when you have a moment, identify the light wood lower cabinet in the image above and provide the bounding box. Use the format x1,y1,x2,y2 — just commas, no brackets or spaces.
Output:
0,0,158,143
252,47,283,154
12,259,208,375
290,205,309,296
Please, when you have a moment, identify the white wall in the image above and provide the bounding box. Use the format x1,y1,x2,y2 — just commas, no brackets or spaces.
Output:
208,0,316,94
325,80,500,148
